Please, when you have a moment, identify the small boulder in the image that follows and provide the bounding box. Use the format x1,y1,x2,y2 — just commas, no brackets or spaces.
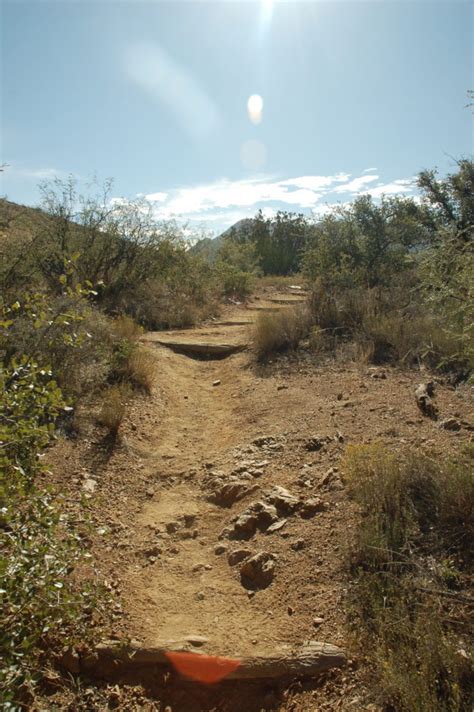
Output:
207,478,259,507
228,548,252,566
240,552,276,590
291,538,305,551
304,436,330,452
266,518,288,534
438,417,461,432
300,498,326,518
82,478,97,495
266,486,299,513
252,501,279,528
415,382,438,420
231,513,259,538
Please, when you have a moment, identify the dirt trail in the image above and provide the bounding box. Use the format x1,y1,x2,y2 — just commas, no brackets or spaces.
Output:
121,289,311,658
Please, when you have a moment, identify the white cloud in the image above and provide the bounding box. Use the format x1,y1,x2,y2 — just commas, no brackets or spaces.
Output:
332,174,379,194
279,173,349,191
145,191,168,202
361,178,415,198
362,166,377,174
122,171,416,234
144,173,356,220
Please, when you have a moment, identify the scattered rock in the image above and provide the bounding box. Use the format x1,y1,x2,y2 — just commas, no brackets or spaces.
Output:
231,512,259,538
266,518,288,534
213,380,221,387
304,436,330,452
228,548,252,566
166,521,179,534
368,368,387,379
252,501,279,528
143,545,161,558
313,616,324,626
253,435,277,447
145,487,155,498
183,514,196,527
291,538,305,551
196,591,205,600
207,478,259,507
300,498,326,518
318,467,343,490
438,417,461,431
240,552,276,590
82,478,97,495
214,544,228,555
415,382,438,420
267,486,299,513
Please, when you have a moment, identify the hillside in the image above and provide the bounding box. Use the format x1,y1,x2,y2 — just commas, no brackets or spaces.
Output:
2,162,473,711
191,218,257,260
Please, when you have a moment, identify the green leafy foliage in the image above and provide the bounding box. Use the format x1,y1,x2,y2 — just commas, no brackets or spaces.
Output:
0,295,96,707
229,210,309,276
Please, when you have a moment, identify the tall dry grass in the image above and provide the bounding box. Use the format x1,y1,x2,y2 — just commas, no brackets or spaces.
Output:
343,444,474,711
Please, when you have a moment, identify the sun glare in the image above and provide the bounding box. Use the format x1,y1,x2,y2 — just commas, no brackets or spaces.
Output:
247,94,264,125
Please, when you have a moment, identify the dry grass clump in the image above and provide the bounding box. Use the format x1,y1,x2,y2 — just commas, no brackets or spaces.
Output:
253,305,311,360
110,315,143,342
98,385,128,437
121,347,155,394
343,444,474,711
309,285,465,372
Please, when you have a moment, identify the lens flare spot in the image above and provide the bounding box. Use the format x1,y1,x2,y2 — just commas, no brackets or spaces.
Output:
247,94,264,125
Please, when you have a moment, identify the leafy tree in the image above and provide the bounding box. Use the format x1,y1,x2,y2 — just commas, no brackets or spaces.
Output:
304,195,429,288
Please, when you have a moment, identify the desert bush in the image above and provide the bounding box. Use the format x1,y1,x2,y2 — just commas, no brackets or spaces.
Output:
253,305,311,360
120,347,155,394
0,264,116,398
344,444,474,711
97,384,129,436
0,317,95,706
307,280,465,370
110,314,143,342
214,261,254,300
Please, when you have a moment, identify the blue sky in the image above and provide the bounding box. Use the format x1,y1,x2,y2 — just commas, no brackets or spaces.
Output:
1,0,473,235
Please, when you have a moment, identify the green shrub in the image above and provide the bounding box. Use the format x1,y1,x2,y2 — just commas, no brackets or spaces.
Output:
0,294,104,706
0,356,87,706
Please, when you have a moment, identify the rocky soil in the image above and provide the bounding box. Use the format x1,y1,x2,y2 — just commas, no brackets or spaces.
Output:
45,286,473,712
